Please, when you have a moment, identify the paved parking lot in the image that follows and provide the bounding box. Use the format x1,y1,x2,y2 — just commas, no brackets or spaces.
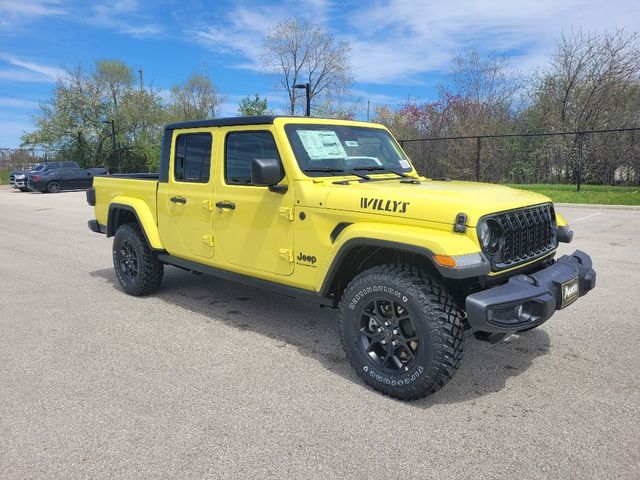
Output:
1,186,639,479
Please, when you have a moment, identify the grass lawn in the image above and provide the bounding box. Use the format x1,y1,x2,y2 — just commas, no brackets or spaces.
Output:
0,169,9,185
508,183,640,205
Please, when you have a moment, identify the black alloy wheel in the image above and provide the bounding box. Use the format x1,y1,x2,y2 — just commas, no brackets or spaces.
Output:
359,298,420,372
339,264,464,400
117,239,139,284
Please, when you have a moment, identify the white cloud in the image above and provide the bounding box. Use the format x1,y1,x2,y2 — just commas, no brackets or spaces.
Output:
86,1,163,38
0,96,40,109
190,0,330,70
188,0,640,85
345,0,640,84
0,0,64,19
0,54,63,83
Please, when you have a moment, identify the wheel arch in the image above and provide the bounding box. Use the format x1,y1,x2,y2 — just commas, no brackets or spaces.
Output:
319,239,443,300
316,222,488,301
107,200,164,251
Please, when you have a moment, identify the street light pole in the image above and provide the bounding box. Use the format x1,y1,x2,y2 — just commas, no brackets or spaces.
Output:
293,83,311,116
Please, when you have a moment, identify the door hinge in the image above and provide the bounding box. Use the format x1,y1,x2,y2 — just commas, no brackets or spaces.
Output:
202,235,214,247
279,248,294,262
202,199,214,212
278,207,294,221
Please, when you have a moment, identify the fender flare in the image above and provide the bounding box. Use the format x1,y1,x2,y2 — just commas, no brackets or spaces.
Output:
107,199,164,250
316,223,489,296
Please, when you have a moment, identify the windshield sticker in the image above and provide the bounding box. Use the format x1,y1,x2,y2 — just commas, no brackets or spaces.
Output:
399,159,411,169
297,130,347,160
345,140,358,147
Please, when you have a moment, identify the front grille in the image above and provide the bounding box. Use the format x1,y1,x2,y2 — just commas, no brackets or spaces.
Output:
485,203,557,271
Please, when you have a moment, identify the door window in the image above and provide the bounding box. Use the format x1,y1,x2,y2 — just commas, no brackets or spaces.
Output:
224,131,280,185
174,133,212,183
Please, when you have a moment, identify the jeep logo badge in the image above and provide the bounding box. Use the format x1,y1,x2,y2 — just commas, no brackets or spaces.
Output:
297,252,317,265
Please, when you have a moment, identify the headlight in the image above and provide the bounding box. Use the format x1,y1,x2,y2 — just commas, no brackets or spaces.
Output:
477,219,502,253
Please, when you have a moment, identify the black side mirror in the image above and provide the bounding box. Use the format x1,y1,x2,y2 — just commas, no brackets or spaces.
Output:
251,158,286,192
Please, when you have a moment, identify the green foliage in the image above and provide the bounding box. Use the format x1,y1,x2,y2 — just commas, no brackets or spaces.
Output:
238,94,268,116
20,60,211,173
167,72,222,121
508,184,640,205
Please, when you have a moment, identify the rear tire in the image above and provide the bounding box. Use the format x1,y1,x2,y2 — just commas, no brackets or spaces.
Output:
113,223,164,296
339,264,464,400
46,181,61,193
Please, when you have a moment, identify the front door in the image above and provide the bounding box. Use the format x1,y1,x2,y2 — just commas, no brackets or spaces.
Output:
214,128,294,276
157,129,215,259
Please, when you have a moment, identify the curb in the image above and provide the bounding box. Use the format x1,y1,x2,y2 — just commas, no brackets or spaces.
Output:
555,202,640,211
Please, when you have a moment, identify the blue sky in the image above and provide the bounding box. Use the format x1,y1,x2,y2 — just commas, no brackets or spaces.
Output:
1,0,638,147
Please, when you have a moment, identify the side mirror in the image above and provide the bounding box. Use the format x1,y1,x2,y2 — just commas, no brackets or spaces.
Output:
251,158,286,191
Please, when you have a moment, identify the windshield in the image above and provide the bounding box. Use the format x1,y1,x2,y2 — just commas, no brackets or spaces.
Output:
284,124,413,177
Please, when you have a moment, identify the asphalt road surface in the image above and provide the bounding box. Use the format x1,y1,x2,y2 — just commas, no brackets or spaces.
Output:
1,186,639,479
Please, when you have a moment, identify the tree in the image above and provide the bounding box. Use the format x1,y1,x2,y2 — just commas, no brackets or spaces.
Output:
22,59,166,172
532,29,640,130
238,94,268,116
262,18,352,115
168,72,222,121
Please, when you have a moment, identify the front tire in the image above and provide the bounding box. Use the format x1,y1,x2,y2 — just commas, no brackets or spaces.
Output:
113,223,164,296
339,265,464,400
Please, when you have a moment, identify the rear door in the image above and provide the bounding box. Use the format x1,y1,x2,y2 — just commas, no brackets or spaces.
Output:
55,168,74,189
157,129,215,259
73,168,92,189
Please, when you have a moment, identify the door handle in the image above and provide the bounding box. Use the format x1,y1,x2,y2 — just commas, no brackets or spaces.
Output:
215,201,236,210
170,196,187,204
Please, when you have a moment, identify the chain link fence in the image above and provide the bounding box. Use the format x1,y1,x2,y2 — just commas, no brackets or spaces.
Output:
399,128,640,189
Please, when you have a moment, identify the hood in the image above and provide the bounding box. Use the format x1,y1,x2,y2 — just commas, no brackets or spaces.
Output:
323,178,551,227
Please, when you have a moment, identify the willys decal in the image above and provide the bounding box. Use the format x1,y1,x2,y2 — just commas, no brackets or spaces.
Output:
360,197,410,214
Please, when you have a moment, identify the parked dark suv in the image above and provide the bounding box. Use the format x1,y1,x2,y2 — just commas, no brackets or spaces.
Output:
27,164,108,193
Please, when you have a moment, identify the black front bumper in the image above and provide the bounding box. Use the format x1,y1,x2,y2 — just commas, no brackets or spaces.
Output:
466,250,596,333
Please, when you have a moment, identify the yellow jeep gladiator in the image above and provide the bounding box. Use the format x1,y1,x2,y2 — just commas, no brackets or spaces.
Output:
87,116,596,400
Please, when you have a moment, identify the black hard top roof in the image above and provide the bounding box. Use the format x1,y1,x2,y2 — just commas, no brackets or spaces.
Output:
165,115,371,130
165,116,278,130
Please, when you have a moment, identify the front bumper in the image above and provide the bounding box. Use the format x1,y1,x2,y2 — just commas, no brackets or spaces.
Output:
466,250,596,332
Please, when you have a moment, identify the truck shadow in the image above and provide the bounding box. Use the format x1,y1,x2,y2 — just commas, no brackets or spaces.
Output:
90,266,551,407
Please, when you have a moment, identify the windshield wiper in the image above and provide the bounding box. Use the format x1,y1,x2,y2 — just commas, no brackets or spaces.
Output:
352,166,408,178
304,167,370,180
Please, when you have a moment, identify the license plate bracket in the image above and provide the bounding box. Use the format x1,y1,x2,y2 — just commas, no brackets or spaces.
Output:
560,277,579,308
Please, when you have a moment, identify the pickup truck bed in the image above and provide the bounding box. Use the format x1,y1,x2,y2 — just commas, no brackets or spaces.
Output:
93,176,160,236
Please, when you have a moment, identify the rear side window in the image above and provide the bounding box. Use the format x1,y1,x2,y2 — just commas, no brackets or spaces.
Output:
174,133,212,183
225,131,280,185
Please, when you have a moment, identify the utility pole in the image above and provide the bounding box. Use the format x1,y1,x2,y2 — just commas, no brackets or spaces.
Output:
202,62,209,79
138,67,144,91
367,99,370,122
